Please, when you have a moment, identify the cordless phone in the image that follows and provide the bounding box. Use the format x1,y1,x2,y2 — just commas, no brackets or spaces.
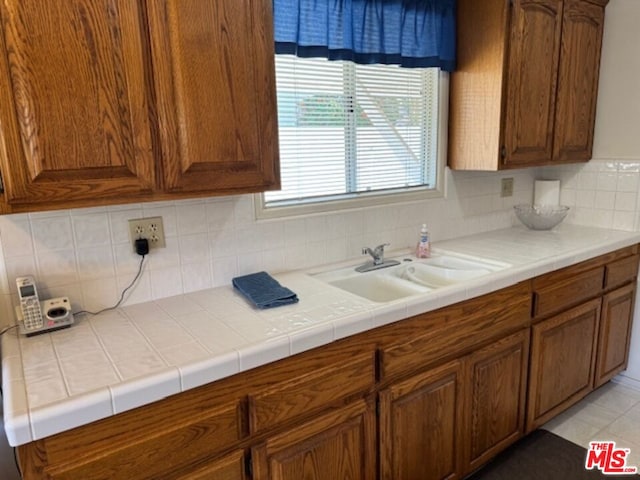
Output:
16,276,44,331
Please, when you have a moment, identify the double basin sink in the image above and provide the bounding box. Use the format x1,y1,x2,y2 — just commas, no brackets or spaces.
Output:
312,252,510,303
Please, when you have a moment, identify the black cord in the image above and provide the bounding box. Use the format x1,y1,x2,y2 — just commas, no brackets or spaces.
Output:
74,254,146,317
0,325,18,336
13,446,21,477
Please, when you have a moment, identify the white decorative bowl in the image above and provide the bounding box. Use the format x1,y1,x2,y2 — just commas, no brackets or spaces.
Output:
514,204,570,230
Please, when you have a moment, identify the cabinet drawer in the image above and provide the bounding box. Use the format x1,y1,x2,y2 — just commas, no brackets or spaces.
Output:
533,267,604,318
248,351,374,434
605,254,639,290
379,283,531,381
42,399,243,480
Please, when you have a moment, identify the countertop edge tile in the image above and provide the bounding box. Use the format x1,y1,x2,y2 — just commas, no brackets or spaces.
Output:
178,350,240,391
110,368,181,414
29,388,113,441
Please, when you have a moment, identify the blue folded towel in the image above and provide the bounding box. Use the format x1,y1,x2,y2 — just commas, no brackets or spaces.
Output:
232,271,299,309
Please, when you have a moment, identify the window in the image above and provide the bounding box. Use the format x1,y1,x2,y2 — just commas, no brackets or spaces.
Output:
258,55,446,217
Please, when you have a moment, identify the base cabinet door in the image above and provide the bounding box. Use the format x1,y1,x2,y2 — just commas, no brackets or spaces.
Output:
252,399,376,480
173,450,247,480
463,329,530,474
595,283,636,388
527,298,601,431
379,359,464,480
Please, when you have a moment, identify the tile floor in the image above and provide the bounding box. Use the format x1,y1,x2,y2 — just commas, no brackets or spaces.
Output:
0,381,639,479
542,381,640,469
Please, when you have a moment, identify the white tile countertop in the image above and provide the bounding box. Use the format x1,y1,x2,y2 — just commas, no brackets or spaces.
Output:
3,224,640,446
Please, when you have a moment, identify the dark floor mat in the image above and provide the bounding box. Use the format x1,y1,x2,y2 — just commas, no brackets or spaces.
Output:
466,430,638,479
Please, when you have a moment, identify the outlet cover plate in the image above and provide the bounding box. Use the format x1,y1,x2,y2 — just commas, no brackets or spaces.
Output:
501,177,514,198
128,216,166,251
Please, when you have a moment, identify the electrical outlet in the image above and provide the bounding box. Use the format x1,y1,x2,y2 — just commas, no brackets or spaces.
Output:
128,216,166,251
501,177,514,197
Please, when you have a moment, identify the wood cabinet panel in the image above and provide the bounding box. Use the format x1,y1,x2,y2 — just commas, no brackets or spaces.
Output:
464,329,530,474
503,0,563,166
172,450,247,480
595,283,636,387
605,254,639,290
379,360,464,480
527,298,601,431
450,0,609,170
379,282,531,381
248,351,374,434
0,0,155,205
533,267,604,318
146,0,279,195
252,399,376,480
553,0,606,161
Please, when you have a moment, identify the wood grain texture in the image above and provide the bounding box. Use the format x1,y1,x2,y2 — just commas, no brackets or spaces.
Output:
22,397,242,479
168,449,247,480
463,329,530,475
527,298,601,432
448,0,509,171
379,359,464,480
533,267,604,318
595,283,636,388
146,0,280,195
248,351,374,434
379,282,531,381
252,399,376,480
0,0,155,204
553,0,606,162
604,254,639,290
503,0,563,166
450,0,609,171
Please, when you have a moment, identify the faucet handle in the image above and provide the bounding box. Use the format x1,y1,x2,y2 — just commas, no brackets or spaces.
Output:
373,243,390,255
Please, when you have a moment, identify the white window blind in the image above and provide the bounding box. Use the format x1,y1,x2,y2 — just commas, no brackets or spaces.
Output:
264,55,440,208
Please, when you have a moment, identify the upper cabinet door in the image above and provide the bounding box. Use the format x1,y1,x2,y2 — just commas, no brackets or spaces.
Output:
0,0,155,206
503,0,564,166
553,0,606,162
147,0,280,195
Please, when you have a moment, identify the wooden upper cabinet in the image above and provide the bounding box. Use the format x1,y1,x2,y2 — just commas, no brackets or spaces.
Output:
0,0,279,213
503,0,563,166
146,0,280,195
553,0,606,162
0,0,155,206
449,0,609,170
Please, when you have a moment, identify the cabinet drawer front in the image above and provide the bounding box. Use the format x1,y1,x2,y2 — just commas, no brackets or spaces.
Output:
44,401,242,480
605,255,639,290
533,267,604,318
380,285,531,381
248,352,374,434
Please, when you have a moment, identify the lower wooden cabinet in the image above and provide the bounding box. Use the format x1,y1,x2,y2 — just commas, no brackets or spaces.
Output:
379,359,464,480
252,399,376,480
595,283,636,388
463,329,530,474
173,450,247,480
527,298,602,431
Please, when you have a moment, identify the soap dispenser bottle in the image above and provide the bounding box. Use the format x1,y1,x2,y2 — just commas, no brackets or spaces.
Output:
416,224,431,258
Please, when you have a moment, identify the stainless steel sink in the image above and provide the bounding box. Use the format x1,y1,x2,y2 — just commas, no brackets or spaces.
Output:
312,253,510,302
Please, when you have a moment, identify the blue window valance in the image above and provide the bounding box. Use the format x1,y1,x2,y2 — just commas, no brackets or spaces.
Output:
273,0,456,71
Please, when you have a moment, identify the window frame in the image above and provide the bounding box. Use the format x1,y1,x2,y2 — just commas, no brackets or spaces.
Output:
254,69,449,220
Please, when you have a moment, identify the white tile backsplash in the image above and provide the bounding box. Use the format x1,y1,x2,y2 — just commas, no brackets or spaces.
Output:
6,163,637,318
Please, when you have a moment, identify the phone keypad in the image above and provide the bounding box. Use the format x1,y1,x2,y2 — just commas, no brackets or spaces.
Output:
22,299,43,330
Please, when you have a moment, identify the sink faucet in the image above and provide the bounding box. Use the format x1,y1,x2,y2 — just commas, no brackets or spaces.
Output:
362,243,390,266
356,243,400,272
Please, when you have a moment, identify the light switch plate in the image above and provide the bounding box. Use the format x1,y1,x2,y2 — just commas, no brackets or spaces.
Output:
501,178,514,197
